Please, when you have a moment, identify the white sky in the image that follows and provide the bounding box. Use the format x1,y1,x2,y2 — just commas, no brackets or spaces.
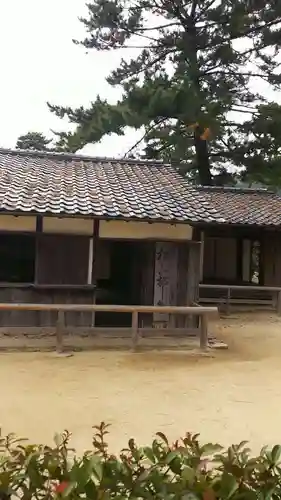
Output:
0,1,279,158
0,0,141,156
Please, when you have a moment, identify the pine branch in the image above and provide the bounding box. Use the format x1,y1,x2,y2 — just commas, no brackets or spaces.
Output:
231,106,259,115
124,118,167,157
190,0,199,19
134,22,181,31
206,69,276,85
49,0,281,185
195,0,219,20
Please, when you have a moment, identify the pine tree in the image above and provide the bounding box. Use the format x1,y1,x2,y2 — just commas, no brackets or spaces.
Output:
16,132,53,151
49,0,281,185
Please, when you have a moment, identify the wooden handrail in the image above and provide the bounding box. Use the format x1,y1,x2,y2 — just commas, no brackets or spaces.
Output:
199,284,281,292
0,303,218,353
0,303,217,314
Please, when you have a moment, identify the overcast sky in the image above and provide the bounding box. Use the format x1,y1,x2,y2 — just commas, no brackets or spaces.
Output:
0,1,280,158
0,0,141,156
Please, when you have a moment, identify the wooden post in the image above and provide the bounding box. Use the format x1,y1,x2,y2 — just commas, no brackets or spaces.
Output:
186,242,201,328
225,287,231,316
199,231,204,282
90,220,99,327
131,310,139,351
87,238,94,284
200,314,208,350
56,310,65,353
277,290,281,316
139,242,155,328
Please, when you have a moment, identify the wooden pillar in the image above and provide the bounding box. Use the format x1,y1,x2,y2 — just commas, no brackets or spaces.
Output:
56,310,65,353
200,314,208,350
259,233,265,286
242,239,251,282
131,310,139,351
91,220,100,283
89,219,99,327
139,242,155,327
236,237,243,282
176,243,189,328
199,231,204,282
87,238,94,284
186,242,201,327
277,290,281,316
35,216,43,284
187,242,200,304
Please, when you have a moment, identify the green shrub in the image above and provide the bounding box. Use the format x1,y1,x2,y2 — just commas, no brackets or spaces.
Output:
0,423,281,499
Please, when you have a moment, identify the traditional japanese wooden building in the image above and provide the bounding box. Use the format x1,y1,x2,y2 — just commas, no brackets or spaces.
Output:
1,149,280,325
195,186,281,306
0,148,223,328
196,186,281,286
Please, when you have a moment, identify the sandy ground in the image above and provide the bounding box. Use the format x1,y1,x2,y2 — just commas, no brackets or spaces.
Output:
1,311,281,455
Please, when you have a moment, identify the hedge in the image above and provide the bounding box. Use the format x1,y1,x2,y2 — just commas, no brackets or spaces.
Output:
0,422,281,499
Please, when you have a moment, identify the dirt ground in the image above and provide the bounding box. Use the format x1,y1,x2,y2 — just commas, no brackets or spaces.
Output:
1,311,281,455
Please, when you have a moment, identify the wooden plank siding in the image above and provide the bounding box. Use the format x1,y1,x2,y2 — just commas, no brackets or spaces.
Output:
138,242,155,327
153,242,179,325
0,287,96,327
36,234,89,285
263,231,281,286
35,234,92,326
0,230,202,328
203,236,237,282
199,228,281,309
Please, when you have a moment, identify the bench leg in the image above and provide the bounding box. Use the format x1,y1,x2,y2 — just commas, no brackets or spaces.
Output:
200,315,208,350
225,288,231,315
56,310,65,353
131,311,139,351
277,291,281,316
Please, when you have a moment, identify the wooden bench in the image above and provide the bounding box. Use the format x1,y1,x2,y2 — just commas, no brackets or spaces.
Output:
199,284,281,315
0,303,218,352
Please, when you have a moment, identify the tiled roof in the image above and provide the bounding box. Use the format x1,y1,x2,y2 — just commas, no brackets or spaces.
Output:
0,149,222,223
1,149,281,227
197,186,281,227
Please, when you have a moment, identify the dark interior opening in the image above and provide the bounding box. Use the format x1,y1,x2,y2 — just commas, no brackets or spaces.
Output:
250,240,260,284
95,241,138,327
203,236,262,286
0,234,36,283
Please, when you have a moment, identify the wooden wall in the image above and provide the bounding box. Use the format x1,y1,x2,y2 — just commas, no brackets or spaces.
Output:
0,287,95,327
202,227,281,287
0,233,201,328
36,234,89,284
152,241,200,328
263,231,281,286
137,242,155,327
153,242,178,323
176,242,200,327
203,237,237,282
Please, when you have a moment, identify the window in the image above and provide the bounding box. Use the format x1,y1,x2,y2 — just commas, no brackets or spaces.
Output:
0,234,36,282
250,240,260,284
242,239,261,284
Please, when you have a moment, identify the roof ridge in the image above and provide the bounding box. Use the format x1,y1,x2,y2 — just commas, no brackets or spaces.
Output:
0,147,173,167
197,185,275,195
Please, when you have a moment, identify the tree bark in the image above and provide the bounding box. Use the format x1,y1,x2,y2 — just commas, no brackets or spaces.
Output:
194,125,212,185
184,23,212,186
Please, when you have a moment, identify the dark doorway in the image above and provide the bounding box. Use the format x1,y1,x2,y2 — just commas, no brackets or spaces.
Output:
95,241,137,327
0,234,36,283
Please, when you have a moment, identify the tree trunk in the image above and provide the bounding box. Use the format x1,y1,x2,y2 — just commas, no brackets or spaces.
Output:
183,23,212,186
194,126,212,185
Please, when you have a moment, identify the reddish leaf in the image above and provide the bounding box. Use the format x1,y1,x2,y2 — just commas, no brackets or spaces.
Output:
203,488,216,500
55,481,69,494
